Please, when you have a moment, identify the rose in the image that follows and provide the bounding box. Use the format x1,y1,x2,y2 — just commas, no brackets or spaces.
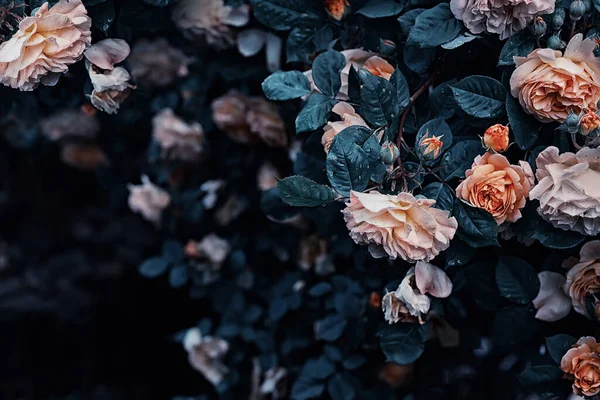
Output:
450,0,554,40
580,111,600,136
0,0,91,91
529,146,600,236
322,102,369,153
483,124,509,152
510,34,600,122
456,152,534,225
565,241,600,320
342,191,457,262
127,175,171,225
561,336,600,396
152,109,206,162
127,38,193,88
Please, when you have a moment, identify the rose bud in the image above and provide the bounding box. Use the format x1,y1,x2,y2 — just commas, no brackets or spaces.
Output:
379,39,397,57
570,0,586,21
325,0,350,21
419,134,444,159
529,16,546,37
580,111,600,136
547,34,563,50
551,9,565,29
564,109,581,133
482,124,510,152
380,141,400,165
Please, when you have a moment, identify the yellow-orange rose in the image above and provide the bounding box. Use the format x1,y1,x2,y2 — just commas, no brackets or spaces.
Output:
561,336,600,396
483,124,509,152
342,191,457,262
456,153,534,225
564,240,600,320
0,0,91,91
322,102,369,153
510,34,600,122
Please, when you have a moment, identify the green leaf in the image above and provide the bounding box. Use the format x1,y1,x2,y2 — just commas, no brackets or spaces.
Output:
439,140,482,180
498,30,535,66
139,257,170,278
420,183,455,211
495,256,540,305
360,74,399,127
453,199,499,248
295,94,337,133
315,314,348,341
90,0,115,34
262,71,312,100
277,175,335,207
532,219,586,249
546,334,577,365
506,95,540,150
398,8,424,35
326,134,371,196
291,376,326,400
250,0,320,31
378,323,427,365
518,365,564,388
312,50,346,97
286,24,333,63
168,264,188,288
446,239,478,268
327,373,356,400
451,76,507,119
357,0,403,18
441,32,480,50
494,305,540,345
391,68,410,112
404,44,435,74
407,3,462,48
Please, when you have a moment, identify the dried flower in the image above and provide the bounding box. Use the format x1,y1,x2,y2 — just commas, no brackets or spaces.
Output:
127,175,171,225
564,240,600,320
561,336,600,396
152,109,205,162
580,111,600,136
0,0,91,90
127,38,193,88
342,191,457,262
529,146,600,236
483,124,510,152
510,34,600,122
456,153,534,225
183,328,229,387
172,0,250,49
39,109,99,141
322,102,369,153
450,0,554,40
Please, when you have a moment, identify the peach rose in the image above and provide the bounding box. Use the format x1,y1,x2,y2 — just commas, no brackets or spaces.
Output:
419,134,444,159
342,191,458,262
561,336,600,396
510,34,600,122
322,102,369,153
564,240,600,320
152,109,205,162
305,49,394,99
483,124,509,152
456,153,534,225
0,0,91,91
325,0,350,20
529,146,600,236
580,111,600,136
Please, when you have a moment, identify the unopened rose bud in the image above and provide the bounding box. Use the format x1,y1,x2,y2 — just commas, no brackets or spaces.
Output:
564,109,581,133
547,34,563,50
570,0,586,21
579,111,600,136
530,16,547,37
419,134,444,159
380,142,400,165
551,9,565,29
482,124,510,152
325,0,350,21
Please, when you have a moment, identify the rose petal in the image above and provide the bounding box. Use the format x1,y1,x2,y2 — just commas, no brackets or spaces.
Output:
414,261,453,298
532,271,571,322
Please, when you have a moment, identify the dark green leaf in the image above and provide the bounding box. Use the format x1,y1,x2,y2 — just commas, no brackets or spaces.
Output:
301,356,336,379
404,45,435,74
441,32,480,50
309,282,333,297
378,323,427,365
360,74,399,127
250,0,320,31
168,264,188,288
139,257,170,278
407,3,462,48
398,8,425,35
277,175,335,207
327,373,356,400
315,314,348,341
439,140,482,180
262,71,312,100
286,25,333,63
518,365,564,387
451,76,507,119
494,305,539,345
446,239,478,268
357,0,403,18
391,68,410,112
506,95,540,150
453,199,499,248
546,334,577,365
291,376,326,400
420,182,455,211
312,50,346,97
90,0,115,34
296,94,337,133
498,31,535,66
495,257,540,305
532,219,586,249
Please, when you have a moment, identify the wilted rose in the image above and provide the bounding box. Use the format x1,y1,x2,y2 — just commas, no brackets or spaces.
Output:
0,0,91,91
561,336,600,396
342,191,458,262
529,146,600,236
152,108,205,162
127,175,171,225
483,124,509,152
510,34,600,122
450,0,554,40
564,240,600,320
322,102,369,153
456,153,534,225
127,38,193,88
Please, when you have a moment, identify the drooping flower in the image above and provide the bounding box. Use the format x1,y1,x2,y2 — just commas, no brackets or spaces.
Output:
322,102,369,153
127,175,171,225
342,191,458,262
450,0,554,40
456,153,534,225
483,124,510,152
529,146,600,236
561,336,600,397
127,38,193,88
152,109,205,162
0,0,92,90
510,34,600,122
183,327,229,387
564,240,600,320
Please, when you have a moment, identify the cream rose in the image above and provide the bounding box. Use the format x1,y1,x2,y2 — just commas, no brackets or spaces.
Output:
322,102,369,153
450,0,554,40
564,240,600,320
0,0,91,91
510,34,600,123
561,336,600,397
342,191,457,262
529,146,600,236
456,152,534,225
